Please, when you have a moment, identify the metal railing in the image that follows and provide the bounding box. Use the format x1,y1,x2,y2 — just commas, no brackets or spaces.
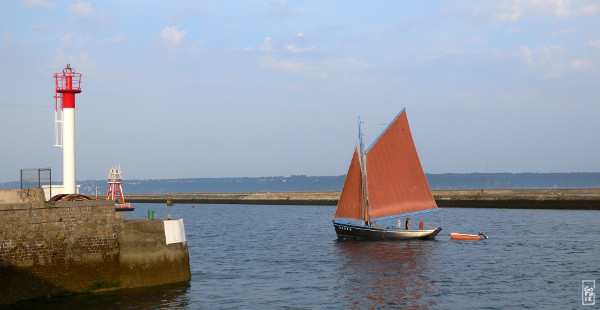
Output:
20,168,52,197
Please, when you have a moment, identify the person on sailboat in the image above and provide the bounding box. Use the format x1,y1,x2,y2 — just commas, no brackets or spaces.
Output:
405,218,411,230
419,218,424,230
397,218,402,229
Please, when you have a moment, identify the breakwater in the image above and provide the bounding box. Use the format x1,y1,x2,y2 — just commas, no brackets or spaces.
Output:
125,191,340,206
124,188,600,210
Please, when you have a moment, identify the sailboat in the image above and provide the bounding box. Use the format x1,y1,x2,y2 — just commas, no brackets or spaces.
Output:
333,109,442,240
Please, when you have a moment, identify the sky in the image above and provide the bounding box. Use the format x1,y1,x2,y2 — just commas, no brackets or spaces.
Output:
1,0,599,182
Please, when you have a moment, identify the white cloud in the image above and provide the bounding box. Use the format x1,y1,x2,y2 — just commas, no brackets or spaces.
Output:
491,0,600,23
588,40,600,48
541,0,599,17
539,45,565,61
260,56,311,73
451,90,475,98
20,0,54,9
516,45,533,63
285,43,300,52
102,35,126,46
259,37,274,51
61,33,72,45
551,28,577,36
334,58,372,68
419,49,464,62
3,31,12,42
259,55,373,80
245,37,275,52
262,0,293,17
539,45,567,77
161,26,186,44
569,59,595,70
515,45,570,77
285,32,315,52
495,5,522,22
31,22,53,30
575,4,599,16
248,33,314,53
550,0,571,17
70,0,95,18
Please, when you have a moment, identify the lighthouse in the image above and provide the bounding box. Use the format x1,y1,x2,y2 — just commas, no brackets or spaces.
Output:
53,64,82,195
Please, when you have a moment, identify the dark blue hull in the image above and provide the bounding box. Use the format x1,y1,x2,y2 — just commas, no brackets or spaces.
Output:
334,221,442,240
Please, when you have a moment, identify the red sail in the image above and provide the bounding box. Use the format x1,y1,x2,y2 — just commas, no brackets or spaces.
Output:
334,147,364,220
365,110,437,220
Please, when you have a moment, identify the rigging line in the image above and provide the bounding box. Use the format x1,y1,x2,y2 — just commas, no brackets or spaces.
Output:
365,108,405,153
360,119,389,125
371,208,441,221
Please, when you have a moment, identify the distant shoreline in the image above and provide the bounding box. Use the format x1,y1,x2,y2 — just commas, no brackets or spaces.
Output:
119,188,600,210
5,172,600,193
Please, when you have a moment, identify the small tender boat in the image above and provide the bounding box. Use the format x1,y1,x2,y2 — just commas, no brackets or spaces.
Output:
450,232,487,240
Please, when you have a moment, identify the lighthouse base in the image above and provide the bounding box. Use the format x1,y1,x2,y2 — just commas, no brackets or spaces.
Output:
42,184,81,201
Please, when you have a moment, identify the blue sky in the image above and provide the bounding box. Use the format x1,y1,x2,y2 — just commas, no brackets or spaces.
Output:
1,1,599,182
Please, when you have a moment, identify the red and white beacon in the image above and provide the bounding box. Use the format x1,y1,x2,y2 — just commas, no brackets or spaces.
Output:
53,64,82,195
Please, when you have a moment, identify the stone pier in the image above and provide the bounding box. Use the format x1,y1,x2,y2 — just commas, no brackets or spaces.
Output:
0,188,190,305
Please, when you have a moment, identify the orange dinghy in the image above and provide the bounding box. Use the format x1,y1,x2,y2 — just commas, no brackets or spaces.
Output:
450,232,487,240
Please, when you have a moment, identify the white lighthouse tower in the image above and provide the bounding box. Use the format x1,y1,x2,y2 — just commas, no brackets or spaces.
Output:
44,64,82,199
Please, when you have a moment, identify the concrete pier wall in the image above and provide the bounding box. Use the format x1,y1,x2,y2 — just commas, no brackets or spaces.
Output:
433,188,600,210
125,191,340,206
124,188,600,210
0,189,190,305
119,219,190,288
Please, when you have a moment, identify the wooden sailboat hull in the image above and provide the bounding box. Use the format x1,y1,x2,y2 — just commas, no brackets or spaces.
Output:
334,221,442,241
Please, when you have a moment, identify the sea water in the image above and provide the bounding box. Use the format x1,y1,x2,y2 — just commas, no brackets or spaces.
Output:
8,204,600,309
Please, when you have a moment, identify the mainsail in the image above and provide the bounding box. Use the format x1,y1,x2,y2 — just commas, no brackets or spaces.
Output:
365,109,437,220
334,109,437,222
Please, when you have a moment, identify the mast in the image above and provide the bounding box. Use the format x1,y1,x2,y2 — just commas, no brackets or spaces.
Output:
358,117,369,224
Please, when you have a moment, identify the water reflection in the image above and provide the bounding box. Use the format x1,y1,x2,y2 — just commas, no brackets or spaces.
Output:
334,240,438,309
6,281,191,310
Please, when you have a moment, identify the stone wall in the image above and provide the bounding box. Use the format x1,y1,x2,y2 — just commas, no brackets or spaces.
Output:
0,189,191,305
119,219,191,288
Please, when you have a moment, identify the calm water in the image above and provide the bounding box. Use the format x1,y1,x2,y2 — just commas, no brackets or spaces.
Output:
11,204,600,309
